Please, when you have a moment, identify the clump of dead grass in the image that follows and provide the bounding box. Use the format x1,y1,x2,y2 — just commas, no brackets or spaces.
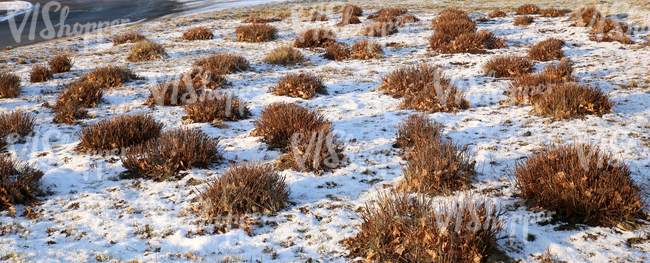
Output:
532,83,613,119
121,128,222,181
429,9,505,53
514,15,534,26
361,22,398,37
182,26,213,40
263,46,304,65
80,65,138,89
242,16,281,23
183,92,251,123
75,114,163,154
0,155,44,211
540,8,566,17
294,28,336,48
340,5,362,16
127,40,165,62
512,143,647,226
516,4,540,15
394,113,444,149
0,111,35,151
271,73,327,99
52,81,104,124
310,12,328,22
508,61,574,105
49,55,73,74
235,24,277,42
29,64,52,83
276,125,346,173
528,38,565,61
109,32,146,45
194,53,249,74
483,55,534,78
488,10,506,18
323,43,350,61
251,102,330,149
350,39,383,59
0,72,21,98
570,7,601,27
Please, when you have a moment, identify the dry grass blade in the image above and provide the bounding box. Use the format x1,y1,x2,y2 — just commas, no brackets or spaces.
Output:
75,114,164,154
200,161,291,216
0,155,44,211
271,72,327,99
0,72,21,98
49,55,74,74
235,24,277,42
121,128,222,181
512,143,647,226
127,40,165,62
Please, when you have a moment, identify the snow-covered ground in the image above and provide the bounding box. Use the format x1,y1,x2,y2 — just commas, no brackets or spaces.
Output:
1,0,650,262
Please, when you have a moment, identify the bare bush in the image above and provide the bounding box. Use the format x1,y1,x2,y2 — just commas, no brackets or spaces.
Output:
75,114,164,154
271,73,327,99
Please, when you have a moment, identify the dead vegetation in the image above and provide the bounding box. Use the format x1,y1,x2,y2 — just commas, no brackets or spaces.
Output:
0,72,21,98
194,53,250,74
483,55,534,78
183,92,251,123
295,28,336,48
343,192,506,262
0,111,35,151
361,22,398,37
276,124,346,173
429,9,505,53
509,61,574,105
127,40,165,62
48,55,73,74
350,39,383,59
0,155,44,211
52,81,104,124
528,38,565,61
235,24,277,42
488,10,506,18
532,83,613,119
340,5,362,17
80,65,138,89
109,32,146,45
512,143,647,227
252,102,330,149
121,128,222,181
242,16,281,23
271,73,327,99
263,46,304,65
514,16,534,26
516,4,540,15
200,161,291,216
29,64,52,83
75,114,164,154
394,114,444,149
182,26,213,40
540,8,566,18
310,12,328,22
323,43,350,61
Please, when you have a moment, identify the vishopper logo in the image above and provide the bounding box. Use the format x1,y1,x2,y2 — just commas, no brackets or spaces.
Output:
6,1,130,44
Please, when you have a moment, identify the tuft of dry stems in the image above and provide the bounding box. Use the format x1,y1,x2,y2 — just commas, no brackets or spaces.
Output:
429,9,505,53
0,111,35,151
0,72,21,98
509,61,574,105
144,78,205,106
252,102,330,149
127,40,165,62
80,65,138,89
488,10,506,18
528,38,564,61
570,7,601,27
75,114,164,154
343,192,506,262
241,16,281,23
515,4,540,15
121,128,222,181
514,16,534,26
182,26,213,40
310,12,328,21
235,24,277,42
483,55,534,78
512,143,647,227
30,64,52,83
49,55,74,73
194,53,250,74
350,39,383,59
323,43,350,60
532,83,613,119
294,28,336,48
271,72,327,99
183,91,252,123
200,161,291,216
109,32,146,45
361,22,398,37
263,46,304,65
399,138,476,195
276,125,346,173
52,81,104,124
394,113,444,149
340,5,362,16
0,155,44,211
540,8,566,17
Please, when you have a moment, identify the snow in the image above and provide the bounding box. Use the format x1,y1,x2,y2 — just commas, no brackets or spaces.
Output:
0,1,33,22
0,1,650,262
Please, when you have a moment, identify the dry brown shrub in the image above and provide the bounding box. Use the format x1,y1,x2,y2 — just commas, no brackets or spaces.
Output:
235,24,277,42
400,84,470,113
127,40,165,62
144,78,204,106
310,12,328,21
340,5,362,16
252,102,330,149
242,16,281,23
294,28,336,48
183,92,251,123
200,161,291,216
433,31,505,53
194,53,250,74
509,62,573,105
263,46,304,65
483,55,534,78
437,8,471,21
323,43,350,60
277,126,346,173
75,114,163,154
589,32,634,44
182,26,213,40
488,10,506,18
0,72,20,98
431,17,477,38
109,32,146,45
121,128,222,181
361,22,398,37
49,55,73,74
394,113,444,149
540,8,566,17
591,18,629,34
350,39,383,59
80,65,138,89
570,7,601,27
271,73,327,99
512,143,647,226
343,192,506,262
52,81,104,124
528,38,564,61
181,67,229,90
514,15,534,26
0,111,35,151
516,4,540,15
532,83,613,119
0,155,44,211
370,7,407,21
399,14,420,24
337,14,361,26
29,64,52,83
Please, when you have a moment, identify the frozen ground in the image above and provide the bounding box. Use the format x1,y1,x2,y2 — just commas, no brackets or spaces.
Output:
1,0,650,262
